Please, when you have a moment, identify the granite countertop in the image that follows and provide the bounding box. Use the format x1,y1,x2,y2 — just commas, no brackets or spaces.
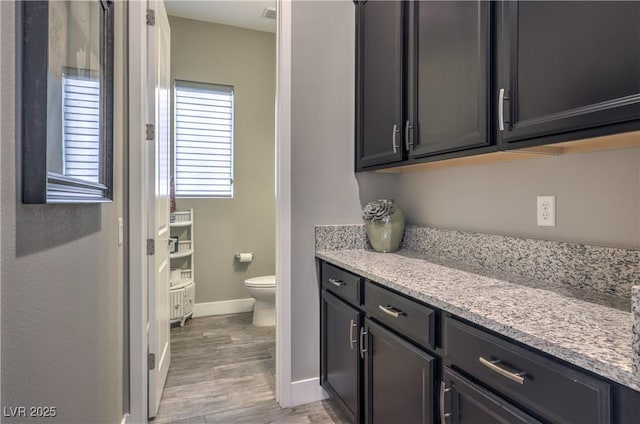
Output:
316,248,640,392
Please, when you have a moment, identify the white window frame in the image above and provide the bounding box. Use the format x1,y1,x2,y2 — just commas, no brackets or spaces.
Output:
173,80,235,199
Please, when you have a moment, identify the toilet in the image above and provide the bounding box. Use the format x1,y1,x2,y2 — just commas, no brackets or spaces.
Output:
244,275,276,326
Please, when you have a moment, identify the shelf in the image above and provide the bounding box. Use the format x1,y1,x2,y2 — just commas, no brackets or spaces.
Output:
170,220,192,228
170,279,194,291
170,249,193,259
169,208,194,328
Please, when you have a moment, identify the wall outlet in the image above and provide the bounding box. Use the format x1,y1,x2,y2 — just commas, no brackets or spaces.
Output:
537,195,556,227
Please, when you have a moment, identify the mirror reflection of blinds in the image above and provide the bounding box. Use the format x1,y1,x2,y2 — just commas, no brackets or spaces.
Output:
174,81,234,198
62,72,101,183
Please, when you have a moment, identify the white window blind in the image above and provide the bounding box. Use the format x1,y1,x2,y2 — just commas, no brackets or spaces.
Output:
62,70,101,183
174,80,234,198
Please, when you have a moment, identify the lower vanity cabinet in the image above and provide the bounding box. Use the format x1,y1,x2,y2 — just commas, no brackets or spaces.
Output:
442,367,541,424
321,289,363,423
320,262,440,424
364,318,435,424
319,260,640,424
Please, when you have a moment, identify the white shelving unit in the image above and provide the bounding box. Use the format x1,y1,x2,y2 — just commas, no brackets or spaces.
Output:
169,209,195,326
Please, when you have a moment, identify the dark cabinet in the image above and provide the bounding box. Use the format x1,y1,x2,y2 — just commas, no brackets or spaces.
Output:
355,0,405,169
319,260,640,424
320,290,362,423
319,264,439,424
364,319,435,424
354,0,640,171
498,1,640,148
407,1,493,158
356,0,494,170
442,367,541,424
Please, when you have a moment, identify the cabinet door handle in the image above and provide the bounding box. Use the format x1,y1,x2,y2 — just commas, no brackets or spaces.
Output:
359,327,368,359
392,124,399,153
328,278,345,287
440,381,452,424
405,120,413,150
479,357,526,385
378,304,404,318
498,88,506,131
349,319,357,350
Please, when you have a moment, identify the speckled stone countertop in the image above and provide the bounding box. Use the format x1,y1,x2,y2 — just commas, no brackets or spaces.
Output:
316,248,640,392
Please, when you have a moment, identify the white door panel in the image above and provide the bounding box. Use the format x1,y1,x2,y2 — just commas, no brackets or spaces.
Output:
147,0,171,418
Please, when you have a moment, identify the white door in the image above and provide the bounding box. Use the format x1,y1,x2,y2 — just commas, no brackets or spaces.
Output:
147,0,171,418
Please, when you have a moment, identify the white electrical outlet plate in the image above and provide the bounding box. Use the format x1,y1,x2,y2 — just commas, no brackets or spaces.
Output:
537,195,556,227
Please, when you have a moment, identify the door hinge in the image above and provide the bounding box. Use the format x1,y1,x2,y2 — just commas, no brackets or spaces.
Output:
146,124,155,141
146,9,156,26
148,353,156,370
146,238,155,255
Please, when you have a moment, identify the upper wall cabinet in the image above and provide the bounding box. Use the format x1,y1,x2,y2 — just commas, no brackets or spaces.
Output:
355,0,640,172
355,1,405,169
355,0,495,171
497,1,640,149
407,1,493,158
498,1,640,148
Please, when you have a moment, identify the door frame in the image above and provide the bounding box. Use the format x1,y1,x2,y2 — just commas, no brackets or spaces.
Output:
126,0,294,419
0,0,3,406
127,1,150,422
275,0,293,408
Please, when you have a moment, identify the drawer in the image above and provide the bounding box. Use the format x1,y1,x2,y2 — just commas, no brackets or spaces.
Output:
321,262,361,306
444,316,611,424
363,281,436,350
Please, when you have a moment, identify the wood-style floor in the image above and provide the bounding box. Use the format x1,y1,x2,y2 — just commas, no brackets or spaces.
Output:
153,313,350,424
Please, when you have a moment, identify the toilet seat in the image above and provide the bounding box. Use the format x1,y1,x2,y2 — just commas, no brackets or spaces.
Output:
244,275,276,288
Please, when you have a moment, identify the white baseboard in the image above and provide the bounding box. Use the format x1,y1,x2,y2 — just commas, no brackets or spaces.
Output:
120,414,128,424
193,298,255,318
290,377,329,407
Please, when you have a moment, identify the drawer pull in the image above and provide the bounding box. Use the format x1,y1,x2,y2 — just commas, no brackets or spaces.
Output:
328,278,345,287
360,327,368,359
439,381,452,424
349,319,357,350
378,304,404,318
392,124,399,153
479,357,526,385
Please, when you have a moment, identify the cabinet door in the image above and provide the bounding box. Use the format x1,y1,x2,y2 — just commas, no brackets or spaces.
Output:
355,0,405,170
498,1,640,148
442,368,542,424
321,290,362,423
407,1,492,158
364,319,435,424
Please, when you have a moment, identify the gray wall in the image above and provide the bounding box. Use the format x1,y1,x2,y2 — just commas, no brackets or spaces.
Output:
290,0,400,381
394,146,640,249
1,2,125,422
169,17,277,303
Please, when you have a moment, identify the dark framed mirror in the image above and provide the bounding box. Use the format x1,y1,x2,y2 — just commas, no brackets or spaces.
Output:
21,0,114,203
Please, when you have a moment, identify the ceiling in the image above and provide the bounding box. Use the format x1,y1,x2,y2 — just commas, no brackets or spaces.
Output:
164,0,277,33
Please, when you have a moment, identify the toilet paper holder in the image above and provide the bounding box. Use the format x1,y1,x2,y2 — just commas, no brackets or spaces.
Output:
235,253,255,262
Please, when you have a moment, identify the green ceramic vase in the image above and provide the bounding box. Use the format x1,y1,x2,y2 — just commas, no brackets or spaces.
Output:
365,207,405,253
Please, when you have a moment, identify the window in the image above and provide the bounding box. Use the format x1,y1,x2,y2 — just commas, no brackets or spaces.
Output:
174,80,234,198
62,69,101,183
